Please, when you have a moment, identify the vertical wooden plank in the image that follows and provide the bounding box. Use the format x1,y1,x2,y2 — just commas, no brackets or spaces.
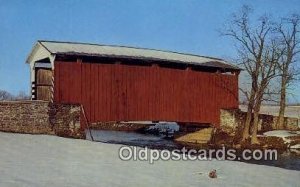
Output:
81,63,91,121
75,63,81,103
111,63,117,121
106,63,112,121
87,63,92,121
54,62,59,102
60,63,66,102
81,63,86,118
94,63,99,122
90,63,96,122
122,64,128,121
119,64,126,121
97,63,102,121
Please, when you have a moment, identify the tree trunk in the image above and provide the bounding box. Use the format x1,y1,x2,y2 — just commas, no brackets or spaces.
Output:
251,109,260,144
251,94,263,145
242,89,255,142
242,105,252,141
276,76,287,129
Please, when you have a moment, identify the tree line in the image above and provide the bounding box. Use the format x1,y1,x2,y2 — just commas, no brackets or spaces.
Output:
0,90,30,101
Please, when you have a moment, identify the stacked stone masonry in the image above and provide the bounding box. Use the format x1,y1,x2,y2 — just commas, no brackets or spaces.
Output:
0,101,84,139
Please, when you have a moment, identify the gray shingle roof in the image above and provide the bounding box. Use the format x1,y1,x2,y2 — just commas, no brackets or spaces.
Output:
37,40,240,71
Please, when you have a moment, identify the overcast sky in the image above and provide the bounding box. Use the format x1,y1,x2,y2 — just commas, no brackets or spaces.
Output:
0,0,299,102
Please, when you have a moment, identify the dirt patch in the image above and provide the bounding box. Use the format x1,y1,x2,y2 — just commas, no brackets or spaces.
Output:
257,136,287,150
211,129,235,146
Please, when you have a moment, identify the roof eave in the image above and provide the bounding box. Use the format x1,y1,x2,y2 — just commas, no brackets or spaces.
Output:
55,52,241,71
26,41,55,64
25,42,40,64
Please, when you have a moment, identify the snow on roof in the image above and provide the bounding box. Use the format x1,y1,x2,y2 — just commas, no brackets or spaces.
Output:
27,40,241,71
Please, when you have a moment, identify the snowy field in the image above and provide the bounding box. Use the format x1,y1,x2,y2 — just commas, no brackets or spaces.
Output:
0,132,299,187
240,105,300,118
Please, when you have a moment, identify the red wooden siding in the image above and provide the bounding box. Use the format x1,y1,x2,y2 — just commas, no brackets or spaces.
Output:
54,61,238,126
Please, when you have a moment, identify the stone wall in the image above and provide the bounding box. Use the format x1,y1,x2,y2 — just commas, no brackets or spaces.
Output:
0,101,53,134
50,103,84,139
220,109,300,134
0,101,85,139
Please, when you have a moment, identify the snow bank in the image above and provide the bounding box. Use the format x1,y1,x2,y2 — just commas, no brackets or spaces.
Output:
263,130,299,138
291,144,300,149
0,132,299,187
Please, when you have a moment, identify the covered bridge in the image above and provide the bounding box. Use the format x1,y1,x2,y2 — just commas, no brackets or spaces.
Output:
26,40,240,127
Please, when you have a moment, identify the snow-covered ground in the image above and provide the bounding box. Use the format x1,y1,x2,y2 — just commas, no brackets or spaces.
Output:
0,132,299,187
240,105,300,118
263,130,300,138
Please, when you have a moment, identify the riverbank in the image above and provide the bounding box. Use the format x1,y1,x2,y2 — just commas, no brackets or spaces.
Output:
0,132,299,187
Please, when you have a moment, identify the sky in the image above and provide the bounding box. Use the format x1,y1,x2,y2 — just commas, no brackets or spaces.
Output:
0,0,300,102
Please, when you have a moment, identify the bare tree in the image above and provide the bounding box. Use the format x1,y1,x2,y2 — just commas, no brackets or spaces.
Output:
275,14,300,129
0,90,13,100
222,6,280,144
250,40,281,144
0,90,30,101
